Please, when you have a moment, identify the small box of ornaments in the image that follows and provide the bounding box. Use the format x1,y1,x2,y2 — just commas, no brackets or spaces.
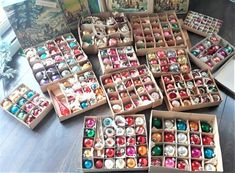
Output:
25,33,92,92
130,11,188,56
183,11,223,37
189,33,234,73
98,46,140,74
146,48,192,78
47,71,106,121
149,110,223,172
100,65,163,115
0,84,53,129
79,12,133,55
82,114,148,171
160,69,222,112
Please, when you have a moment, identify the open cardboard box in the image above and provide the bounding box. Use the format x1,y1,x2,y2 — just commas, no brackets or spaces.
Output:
188,34,235,73
0,84,53,129
81,114,149,172
47,71,107,121
146,47,192,78
183,11,223,37
214,55,235,95
149,110,223,172
100,65,163,115
78,12,133,55
160,69,223,111
129,11,189,56
98,46,140,74
25,33,92,93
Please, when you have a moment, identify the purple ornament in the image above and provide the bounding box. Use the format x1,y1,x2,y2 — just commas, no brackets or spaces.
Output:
191,147,202,158
218,50,228,57
126,146,136,156
51,74,60,81
40,77,49,85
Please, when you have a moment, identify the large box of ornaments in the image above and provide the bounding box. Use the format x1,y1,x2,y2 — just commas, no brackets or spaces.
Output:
146,47,192,78
47,71,106,121
130,11,189,56
25,33,92,92
100,65,163,115
183,11,223,37
189,34,234,73
0,84,53,129
82,114,149,171
160,69,222,111
149,110,223,172
78,12,133,55
98,46,140,74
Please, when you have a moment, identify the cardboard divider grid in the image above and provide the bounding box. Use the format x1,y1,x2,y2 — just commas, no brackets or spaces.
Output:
149,110,223,173
24,33,92,92
0,84,53,129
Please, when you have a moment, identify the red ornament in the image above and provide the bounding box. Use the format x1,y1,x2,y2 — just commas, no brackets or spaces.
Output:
111,56,118,61
157,51,166,58
163,76,171,83
113,63,121,69
121,71,129,78
177,160,187,170
84,87,91,93
183,74,191,80
74,49,82,55
190,134,201,145
95,159,103,169
127,137,136,145
139,69,146,75
160,59,168,65
166,83,174,89
202,135,214,145
191,160,202,171
196,44,205,51
130,60,138,66
104,77,113,85
150,59,158,64
179,90,188,97
161,65,169,72
137,136,146,144
168,92,177,99
116,136,125,146
106,148,115,158
125,80,133,88
126,117,134,126
125,103,133,110
110,96,118,101
141,95,150,101
138,158,148,167
83,138,94,148
169,57,177,63
195,79,203,86
164,132,175,142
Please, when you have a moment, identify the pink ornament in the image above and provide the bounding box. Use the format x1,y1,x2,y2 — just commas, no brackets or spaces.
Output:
126,146,136,156
164,158,175,168
157,51,166,58
86,118,96,128
191,147,202,158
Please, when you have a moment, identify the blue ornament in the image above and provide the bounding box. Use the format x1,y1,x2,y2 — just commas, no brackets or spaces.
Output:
18,98,27,107
177,119,187,131
204,148,215,159
91,84,98,90
83,160,93,169
10,105,20,115
103,117,113,127
80,101,88,109
37,47,45,54
69,42,77,48
26,91,35,99
40,53,47,59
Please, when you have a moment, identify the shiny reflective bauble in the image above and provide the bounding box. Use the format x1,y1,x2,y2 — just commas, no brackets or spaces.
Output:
204,148,215,159
164,145,175,156
177,160,188,170
83,138,94,148
164,119,174,129
191,147,202,158
177,146,188,157
151,158,162,166
152,117,162,129
138,145,147,156
152,132,162,142
105,148,115,158
177,133,187,144
189,121,199,131
83,160,93,169
164,158,175,168
115,158,125,169
202,135,214,145
85,129,95,137
138,158,148,167
126,146,136,156
200,121,213,133
164,132,175,142
151,145,163,156
191,160,202,171
95,159,103,169
126,158,136,168
137,136,146,144
190,134,201,145
105,159,115,169
176,119,187,131
205,164,216,171
103,117,113,127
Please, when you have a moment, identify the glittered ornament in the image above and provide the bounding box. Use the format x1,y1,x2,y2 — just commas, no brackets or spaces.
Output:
152,132,162,142
83,160,93,169
164,158,175,168
200,121,213,133
204,148,215,159
151,145,163,156
176,119,187,131
152,117,162,129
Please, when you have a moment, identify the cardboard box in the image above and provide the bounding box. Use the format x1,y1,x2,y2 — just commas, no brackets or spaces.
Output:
160,69,222,111
100,65,163,115
146,47,192,78
130,11,188,56
149,110,223,172
0,84,53,129
78,12,133,55
47,71,107,121
81,114,149,172
98,46,140,74
183,11,223,37
25,33,92,92
214,55,235,95
154,0,189,14
188,34,235,73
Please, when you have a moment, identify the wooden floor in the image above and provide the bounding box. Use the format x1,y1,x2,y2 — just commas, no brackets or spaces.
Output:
0,0,234,172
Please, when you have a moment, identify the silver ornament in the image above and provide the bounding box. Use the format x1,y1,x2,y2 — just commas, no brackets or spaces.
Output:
169,64,180,72
177,133,188,144
177,146,188,157
164,145,175,156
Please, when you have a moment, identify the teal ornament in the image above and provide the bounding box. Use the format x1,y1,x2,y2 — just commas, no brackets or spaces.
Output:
26,91,35,99
37,47,45,54
40,53,47,59
204,148,215,159
10,105,20,115
100,50,108,56
71,66,82,73
17,110,27,120
66,35,73,40
224,45,234,54
83,160,93,169
80,101,88,109
69,42,77,48
103,117,113,127
208,86,218,93
177,119,187,131
91,84,98,90
18,98,27,107
191,49,200,56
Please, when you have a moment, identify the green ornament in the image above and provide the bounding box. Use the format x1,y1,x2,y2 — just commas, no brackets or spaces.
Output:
152,117,162,129
200,121,212,133
225,46,234,54
172,23,179,29
151,145,163,156
86,129,95,137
